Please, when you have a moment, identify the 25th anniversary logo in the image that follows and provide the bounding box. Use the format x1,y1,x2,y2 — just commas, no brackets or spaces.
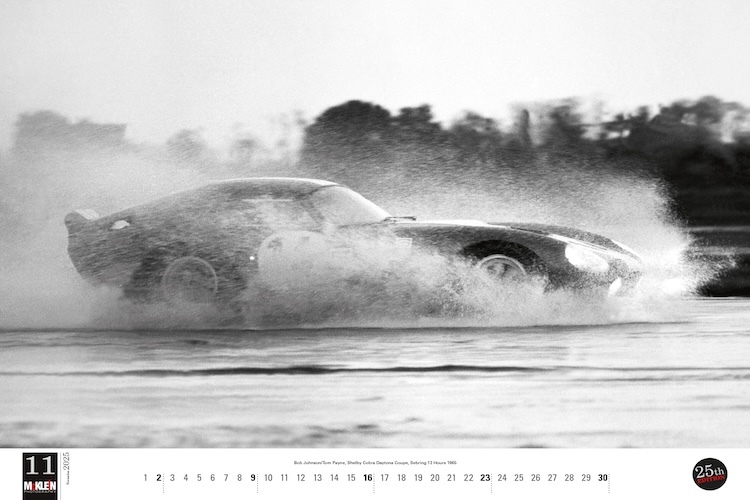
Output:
693,457,728,491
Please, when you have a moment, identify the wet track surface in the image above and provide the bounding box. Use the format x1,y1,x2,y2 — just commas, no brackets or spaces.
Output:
1,298,749,448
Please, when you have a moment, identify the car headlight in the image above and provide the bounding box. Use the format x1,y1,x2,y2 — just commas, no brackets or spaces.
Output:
565,244,609,273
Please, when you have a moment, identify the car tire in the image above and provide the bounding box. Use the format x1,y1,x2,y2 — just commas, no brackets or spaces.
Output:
475,254,528,280
464,242,547,284
125,246,251,306
160,256,219,303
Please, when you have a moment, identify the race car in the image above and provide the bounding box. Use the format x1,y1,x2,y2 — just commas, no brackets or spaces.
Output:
64,177,643,304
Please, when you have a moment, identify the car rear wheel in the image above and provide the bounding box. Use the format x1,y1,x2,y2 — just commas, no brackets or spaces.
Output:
125,245,252,307
161,256,219,303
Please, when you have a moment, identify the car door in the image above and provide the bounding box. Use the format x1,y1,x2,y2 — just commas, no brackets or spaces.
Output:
226,197,334,289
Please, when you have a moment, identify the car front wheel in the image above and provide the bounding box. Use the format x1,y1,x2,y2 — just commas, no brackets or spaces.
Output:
463,242,548,287
476,254,528,281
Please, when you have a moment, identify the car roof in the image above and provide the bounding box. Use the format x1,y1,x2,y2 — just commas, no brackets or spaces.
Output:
106,178,340,219
203,177,339,198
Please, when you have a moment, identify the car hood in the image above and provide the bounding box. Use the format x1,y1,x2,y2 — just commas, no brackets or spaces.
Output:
413,219,639,259
497,221,640,259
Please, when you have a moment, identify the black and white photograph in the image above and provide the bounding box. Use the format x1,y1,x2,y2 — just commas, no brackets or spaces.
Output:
1,0,749,464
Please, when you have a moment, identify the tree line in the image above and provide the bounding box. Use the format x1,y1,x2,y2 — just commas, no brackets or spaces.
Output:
10,95,750,179
4,95,750,224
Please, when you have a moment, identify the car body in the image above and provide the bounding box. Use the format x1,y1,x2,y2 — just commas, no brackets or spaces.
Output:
65,177,643,304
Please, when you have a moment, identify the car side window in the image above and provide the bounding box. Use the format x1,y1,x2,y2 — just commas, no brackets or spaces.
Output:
225,198,317,230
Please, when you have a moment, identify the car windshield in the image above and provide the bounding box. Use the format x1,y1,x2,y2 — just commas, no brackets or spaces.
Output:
308,186,390,226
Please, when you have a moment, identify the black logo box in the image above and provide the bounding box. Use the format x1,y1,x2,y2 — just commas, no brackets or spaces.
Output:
22,453,58,500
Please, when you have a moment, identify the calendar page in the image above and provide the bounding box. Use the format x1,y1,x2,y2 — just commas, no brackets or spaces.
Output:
2,1,749,500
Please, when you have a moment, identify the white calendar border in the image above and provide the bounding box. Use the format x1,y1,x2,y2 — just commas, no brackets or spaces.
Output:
2,448,746,499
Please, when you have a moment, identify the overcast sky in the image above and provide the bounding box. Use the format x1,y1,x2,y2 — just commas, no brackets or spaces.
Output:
1,0,748,150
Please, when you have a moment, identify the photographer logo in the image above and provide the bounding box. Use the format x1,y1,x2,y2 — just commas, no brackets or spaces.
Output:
22,453,58,500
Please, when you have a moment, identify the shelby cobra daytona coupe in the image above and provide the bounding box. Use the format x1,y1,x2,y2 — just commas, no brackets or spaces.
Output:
65,178,642,303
